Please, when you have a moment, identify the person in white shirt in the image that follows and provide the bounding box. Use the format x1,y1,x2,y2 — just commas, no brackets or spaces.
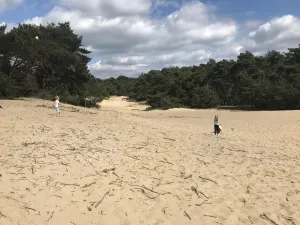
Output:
54,96,61,116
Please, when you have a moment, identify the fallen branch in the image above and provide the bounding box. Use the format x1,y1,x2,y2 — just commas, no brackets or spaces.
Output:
6,172,25,175
159,158,173,165
48,153,60,159
57,182,80,187
248,216,254,224
197,158,207,166
95,191,110,208
203,215,217,218
141,165,152,170
224,147,248,153
260,213,279,225
184,174,192,179
45,211,54,223
23,206,37,212
163,137,176,142
124,153,140,160
195,202,212,207
52,195,62,198
109,178,122,186
102,168,115,173
174,195,181,200
282,215,296,225
184,211,191,220
81,182,96,189
191,186,208,199
112,172,120,178
23,206,39,215
130,184,171,196
199,176,218,185
138,188,157,199
0,211,7,218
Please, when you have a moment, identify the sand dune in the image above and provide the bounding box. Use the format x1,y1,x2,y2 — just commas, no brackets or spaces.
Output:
0,97,299,225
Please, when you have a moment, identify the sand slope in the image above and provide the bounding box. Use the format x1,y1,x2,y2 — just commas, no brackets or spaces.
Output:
0,97,299,225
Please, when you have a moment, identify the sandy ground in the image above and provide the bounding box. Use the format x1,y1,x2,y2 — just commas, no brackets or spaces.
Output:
0,97,299,225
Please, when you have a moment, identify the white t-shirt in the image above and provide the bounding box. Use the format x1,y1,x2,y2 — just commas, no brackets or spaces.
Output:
55,100,59,108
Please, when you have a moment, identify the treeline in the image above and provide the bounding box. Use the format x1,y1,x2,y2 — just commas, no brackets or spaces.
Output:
0,22,108,107
1,22,299,110
102,48,300,110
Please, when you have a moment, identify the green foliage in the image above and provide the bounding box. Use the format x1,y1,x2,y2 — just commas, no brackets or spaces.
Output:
103,46,300,110
0,72,18,97
0,22,105,107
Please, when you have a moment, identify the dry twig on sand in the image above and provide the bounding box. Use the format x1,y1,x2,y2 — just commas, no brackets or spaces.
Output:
159,158,173,165
184,211,191,220
57,182,80,187
124,152,140,160
224,147,248,153
0,211,7,218
130,184,171,199
191,186,208,199
23,206,39,215
248,216,254,224
102,167,115,173
199,176,218,185
95,191,110,208
138,188,157,199
48,153,60,159
282,215,296,225
184,174,192,179
195,202,212,207
45,211,54,223
81,182,96,189
163,137,176,142
203,215,217,218
130,184,171,195
260,213,279,225
197,158,208,166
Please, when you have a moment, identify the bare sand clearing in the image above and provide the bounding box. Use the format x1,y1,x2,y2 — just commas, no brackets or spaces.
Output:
0,97,299,225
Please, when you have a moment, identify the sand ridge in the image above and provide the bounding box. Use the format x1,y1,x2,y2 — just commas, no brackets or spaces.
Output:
0,97,299,225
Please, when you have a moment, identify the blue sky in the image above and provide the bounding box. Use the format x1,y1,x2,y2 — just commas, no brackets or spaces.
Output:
2,0,300,24
1,0,300,78
201,0,300,19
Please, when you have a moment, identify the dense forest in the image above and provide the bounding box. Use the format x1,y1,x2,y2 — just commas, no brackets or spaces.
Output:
0,22,106,107
1,23,300,110
101,47,300,110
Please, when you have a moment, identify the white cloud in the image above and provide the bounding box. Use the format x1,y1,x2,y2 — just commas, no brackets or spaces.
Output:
243,15,300,54
244,19,262,29
5,1,300,78
59,0,152,17
0,0,23,13
23,1,240,77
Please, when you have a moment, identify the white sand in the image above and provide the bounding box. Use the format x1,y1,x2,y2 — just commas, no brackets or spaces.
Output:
0,97,299,225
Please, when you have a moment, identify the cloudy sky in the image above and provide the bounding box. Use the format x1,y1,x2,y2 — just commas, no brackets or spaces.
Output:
1,0,300,78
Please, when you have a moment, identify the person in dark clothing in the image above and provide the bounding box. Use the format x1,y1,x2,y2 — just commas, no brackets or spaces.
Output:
214,115,222,135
